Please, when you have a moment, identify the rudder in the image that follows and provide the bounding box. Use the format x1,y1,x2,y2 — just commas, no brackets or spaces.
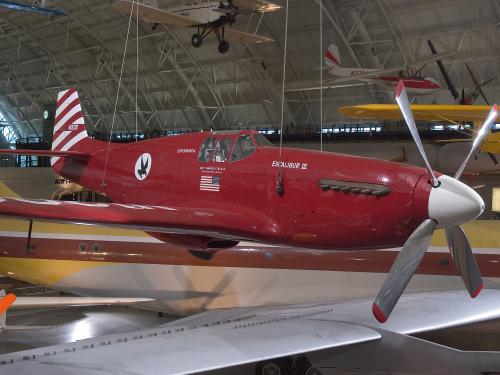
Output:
52,89,89,166
325,44,341,67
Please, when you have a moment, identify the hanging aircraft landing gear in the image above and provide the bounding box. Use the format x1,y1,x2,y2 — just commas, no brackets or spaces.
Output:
255,356,322,375
255,357,292,375
190,22,230,53
295,356,322,375
214,26,230,54
218,40,229,54
191,33,203,48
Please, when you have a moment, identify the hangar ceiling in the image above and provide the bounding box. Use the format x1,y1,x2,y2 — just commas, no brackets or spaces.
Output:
0,0,499,141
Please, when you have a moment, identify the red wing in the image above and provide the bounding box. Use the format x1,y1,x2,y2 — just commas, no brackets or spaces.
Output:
0,198,276,242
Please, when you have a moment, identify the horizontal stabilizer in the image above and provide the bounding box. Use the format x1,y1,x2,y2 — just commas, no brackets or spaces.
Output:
0,149,90,158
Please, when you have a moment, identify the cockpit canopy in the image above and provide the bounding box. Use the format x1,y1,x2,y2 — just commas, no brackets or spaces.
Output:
198,131,273,163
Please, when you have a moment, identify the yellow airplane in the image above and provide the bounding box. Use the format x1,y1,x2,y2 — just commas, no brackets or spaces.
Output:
339,104,500,154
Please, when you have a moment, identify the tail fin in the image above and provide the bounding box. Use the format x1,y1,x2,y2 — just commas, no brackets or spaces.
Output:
325,44,341,67
0,88,93,177
52,89,89,167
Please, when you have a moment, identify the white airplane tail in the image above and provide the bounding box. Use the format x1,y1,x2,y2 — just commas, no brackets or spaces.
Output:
324,43,379,77
325,44,355,77
325,44,341,67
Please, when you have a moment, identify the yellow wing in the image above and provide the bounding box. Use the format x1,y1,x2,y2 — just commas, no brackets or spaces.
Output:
482,133,500,154
339,104,500,155
339,104,495,122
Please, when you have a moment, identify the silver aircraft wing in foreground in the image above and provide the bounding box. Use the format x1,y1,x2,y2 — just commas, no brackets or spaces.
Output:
2,290,500,374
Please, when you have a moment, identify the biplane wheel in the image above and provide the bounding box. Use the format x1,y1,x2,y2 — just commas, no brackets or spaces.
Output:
218,40,229,54
191,33,203,48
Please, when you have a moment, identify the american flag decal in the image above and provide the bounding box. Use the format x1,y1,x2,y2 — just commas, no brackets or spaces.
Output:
200,175,221,192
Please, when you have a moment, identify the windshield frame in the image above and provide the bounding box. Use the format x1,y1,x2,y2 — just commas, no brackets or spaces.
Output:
229,133,257,162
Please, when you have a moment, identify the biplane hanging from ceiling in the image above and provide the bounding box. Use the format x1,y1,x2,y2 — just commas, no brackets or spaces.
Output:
112,0,279,54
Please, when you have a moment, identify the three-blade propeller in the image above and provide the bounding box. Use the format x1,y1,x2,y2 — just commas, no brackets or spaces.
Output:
372,81,496,323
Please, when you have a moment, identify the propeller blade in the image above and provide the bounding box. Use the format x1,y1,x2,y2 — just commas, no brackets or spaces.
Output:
427,40,460,100
373,219,436,323
445,225,483,298
395,81,439,187
455,104,497,179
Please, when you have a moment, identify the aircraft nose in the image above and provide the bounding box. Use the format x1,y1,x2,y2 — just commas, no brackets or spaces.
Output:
428,175,484,229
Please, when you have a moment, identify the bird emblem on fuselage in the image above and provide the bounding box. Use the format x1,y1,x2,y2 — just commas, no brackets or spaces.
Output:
134,153,152,181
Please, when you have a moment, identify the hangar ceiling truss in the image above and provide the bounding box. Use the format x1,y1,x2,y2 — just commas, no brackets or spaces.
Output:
0,0,498,138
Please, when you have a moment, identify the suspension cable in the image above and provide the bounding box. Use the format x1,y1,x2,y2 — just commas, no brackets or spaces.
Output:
278,0,289,158
101,0,134,188
319,0,323,152
135,0,139,141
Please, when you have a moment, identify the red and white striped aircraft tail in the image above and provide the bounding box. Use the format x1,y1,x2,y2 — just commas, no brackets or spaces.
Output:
51,88,90,167
0,89,95,179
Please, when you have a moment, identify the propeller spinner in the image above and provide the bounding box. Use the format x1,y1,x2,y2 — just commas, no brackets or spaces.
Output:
372,81,496,323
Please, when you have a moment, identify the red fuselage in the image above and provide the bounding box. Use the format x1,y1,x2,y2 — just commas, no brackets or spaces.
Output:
57,130,432,250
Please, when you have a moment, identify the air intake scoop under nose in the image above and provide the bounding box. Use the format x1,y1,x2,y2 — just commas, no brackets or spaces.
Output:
428,175,485,229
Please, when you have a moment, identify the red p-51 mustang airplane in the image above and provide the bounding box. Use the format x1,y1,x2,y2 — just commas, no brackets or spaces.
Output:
0,82,494,323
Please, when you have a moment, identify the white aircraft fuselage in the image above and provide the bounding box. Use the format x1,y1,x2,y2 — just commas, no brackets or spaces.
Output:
169,1,227,25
